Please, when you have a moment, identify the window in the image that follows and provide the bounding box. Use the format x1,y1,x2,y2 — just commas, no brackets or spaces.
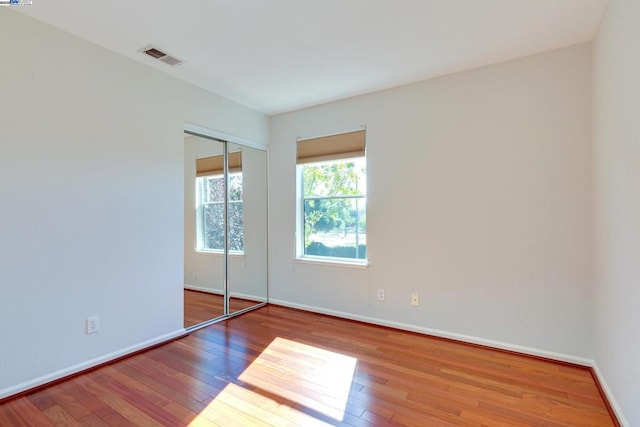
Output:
196,174,244,253
195,151,244,253
297,130,367,263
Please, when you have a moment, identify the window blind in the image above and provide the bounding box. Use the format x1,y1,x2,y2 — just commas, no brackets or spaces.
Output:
296,129,365,164
196,151,242,176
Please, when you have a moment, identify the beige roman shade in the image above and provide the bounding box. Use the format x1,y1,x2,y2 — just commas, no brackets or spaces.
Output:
297,130,365,164
196,151,242,177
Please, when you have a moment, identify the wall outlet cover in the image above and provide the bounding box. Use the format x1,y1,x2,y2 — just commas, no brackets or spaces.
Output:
86,316,100,334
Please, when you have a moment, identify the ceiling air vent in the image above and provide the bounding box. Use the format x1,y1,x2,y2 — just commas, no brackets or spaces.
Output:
139,45,184,67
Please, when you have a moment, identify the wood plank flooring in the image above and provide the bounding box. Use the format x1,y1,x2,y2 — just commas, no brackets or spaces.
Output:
184,290,261,328
1,305,617,426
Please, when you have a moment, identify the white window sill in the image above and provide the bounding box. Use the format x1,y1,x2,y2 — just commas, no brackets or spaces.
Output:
294,257,369,269
196,250,245,257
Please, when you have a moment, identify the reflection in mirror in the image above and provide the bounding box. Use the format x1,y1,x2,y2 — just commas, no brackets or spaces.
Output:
228,143,269,314
183,133,225,327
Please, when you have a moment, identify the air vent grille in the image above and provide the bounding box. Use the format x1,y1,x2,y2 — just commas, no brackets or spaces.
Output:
139,45,184,67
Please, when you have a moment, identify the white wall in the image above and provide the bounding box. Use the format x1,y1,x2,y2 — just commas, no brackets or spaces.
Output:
0,9,267,397
183,136,268,302
269,44,594,361
592,0,640,424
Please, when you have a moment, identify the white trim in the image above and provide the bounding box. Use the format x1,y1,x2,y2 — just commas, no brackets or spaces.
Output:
268,299,593,366
294,257,369,269
184,122,268,151
590,363,630,426
184,284,223,295
230,292,267,303
184,285,267,303
295,165,303,259
196,249,245,257
0,329,186,400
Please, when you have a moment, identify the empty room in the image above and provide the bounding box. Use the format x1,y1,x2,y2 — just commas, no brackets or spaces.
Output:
0,1,637,426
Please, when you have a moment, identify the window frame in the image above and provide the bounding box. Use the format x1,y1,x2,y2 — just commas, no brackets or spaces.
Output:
296,157,368,265
195,172,245,255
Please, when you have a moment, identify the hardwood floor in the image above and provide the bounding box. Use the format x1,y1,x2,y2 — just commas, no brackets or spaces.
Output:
184,289,262,328
1,305,617,426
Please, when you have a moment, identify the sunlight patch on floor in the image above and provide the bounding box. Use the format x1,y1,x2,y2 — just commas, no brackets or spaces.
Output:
190,382,333,426
190,337,357,425
239,337,358,421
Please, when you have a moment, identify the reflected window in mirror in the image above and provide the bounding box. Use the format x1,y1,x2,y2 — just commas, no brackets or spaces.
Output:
196,172,244,253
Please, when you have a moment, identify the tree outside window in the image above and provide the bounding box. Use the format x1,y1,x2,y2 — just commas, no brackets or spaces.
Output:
301,157,366,260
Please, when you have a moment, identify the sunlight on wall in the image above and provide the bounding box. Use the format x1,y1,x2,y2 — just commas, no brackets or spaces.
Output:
190,337,358,425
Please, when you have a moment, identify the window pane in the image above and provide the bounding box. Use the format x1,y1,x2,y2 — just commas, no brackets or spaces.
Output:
203,202,244,252
303,197,366,260
204,176,225,203
228,201,244,252
200,173,244,252
303,158,366,197
203,203,224,250
228,174,243,202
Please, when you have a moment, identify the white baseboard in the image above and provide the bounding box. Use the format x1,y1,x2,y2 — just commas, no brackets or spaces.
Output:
184,284,223,295
184,284,266,302
269,299,593,366
0,329,186,401
590,363,630,426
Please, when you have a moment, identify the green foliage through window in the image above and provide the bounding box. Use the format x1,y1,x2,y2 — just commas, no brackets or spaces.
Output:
301,158,366,260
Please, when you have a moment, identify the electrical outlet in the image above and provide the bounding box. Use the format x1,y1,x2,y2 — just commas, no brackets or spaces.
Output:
411,293,419,306
377,289,385,301
86,316,100,334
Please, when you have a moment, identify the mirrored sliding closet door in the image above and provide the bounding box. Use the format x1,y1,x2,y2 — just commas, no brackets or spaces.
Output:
183,130,268,329
227,142,268,315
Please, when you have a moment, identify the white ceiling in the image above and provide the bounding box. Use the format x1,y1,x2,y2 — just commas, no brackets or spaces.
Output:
16,0,610,115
